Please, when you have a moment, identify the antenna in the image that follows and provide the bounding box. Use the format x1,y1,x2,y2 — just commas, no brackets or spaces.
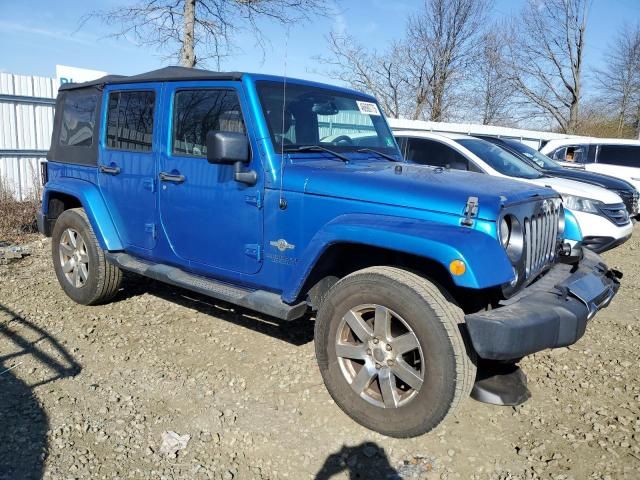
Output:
278,26,290,210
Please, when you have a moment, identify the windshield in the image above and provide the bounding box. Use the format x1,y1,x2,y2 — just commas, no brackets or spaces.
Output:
503,139,561,170
256,81,400,157
456,138,543,179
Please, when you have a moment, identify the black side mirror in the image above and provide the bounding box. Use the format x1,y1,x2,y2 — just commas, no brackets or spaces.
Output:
206,130,256,185
206,131,249,164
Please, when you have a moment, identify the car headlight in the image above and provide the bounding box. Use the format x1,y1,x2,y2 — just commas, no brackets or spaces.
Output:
561,194,601,214
499,214,524,262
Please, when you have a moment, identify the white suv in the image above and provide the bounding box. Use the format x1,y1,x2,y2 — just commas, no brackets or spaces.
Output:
394,131,634,253
540,137,640,192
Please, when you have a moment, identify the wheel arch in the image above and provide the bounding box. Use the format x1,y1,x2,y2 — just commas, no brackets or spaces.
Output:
42,179,123,251
282,213,513,305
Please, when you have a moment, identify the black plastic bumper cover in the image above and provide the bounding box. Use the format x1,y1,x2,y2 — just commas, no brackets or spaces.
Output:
582,234,631,253
465,249,621,360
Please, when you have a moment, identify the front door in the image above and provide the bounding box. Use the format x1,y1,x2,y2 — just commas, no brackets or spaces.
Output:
158,83,263,275
98,84,159,253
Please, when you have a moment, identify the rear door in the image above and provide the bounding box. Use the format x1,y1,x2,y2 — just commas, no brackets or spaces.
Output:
157,82,263,275
98,85,160,253
588,144,640,189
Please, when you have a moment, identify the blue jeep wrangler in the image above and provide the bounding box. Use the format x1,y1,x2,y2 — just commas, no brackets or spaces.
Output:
38,67,621,438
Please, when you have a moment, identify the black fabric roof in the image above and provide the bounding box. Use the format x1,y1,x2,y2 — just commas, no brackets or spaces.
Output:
59,66,244,91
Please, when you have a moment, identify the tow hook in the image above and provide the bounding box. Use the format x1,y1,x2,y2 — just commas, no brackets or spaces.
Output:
559,242,572,256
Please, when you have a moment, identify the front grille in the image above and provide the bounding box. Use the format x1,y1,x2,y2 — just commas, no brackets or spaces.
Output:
523,200,561,280
598,203,630,226
616,190,639,217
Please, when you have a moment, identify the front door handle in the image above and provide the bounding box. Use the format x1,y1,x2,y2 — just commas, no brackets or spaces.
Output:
99,164,121,175
159,172,186,183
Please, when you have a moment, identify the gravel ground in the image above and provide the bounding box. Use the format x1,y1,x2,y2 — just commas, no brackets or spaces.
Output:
1,227,639,480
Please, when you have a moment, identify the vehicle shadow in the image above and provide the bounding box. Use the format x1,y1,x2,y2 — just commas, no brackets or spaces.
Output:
115,273,315,346
0,303,81,480
315,442,401,480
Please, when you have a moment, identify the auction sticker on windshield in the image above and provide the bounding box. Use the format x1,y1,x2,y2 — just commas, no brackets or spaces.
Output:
356,100,381,116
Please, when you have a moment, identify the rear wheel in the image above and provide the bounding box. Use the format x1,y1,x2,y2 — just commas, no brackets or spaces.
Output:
315,266,476,438
51,208,122,305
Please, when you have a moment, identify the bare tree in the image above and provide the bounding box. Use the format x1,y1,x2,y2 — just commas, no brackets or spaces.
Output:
316,32,408,118
83,0,331,68
468,29,514,125
318,0,490,121
403,0,491,121
506,0,589,133
596,24,640,137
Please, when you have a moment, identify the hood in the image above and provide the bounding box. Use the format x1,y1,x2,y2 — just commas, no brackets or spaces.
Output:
544,168,636,191
284,157,558,221
526,176,623,204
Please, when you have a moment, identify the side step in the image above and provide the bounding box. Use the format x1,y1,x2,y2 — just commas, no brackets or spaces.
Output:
105,252,308,321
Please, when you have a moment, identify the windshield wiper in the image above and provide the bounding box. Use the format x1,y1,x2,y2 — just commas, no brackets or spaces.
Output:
284,145,349,163
356,148,399,162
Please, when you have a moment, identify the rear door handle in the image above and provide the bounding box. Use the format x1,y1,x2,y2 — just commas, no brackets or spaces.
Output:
99,164,121,175
159,172,186,183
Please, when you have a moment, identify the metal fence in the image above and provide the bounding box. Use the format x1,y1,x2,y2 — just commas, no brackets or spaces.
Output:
0,73,59,201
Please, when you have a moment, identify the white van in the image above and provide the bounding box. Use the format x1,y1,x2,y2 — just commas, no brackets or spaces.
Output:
540,138,640,191
394,131,634,253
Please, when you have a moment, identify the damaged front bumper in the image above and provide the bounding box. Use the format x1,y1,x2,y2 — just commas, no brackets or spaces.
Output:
465,248,622,360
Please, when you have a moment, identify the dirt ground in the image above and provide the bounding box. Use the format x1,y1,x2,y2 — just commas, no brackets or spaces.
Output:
1,227,639,480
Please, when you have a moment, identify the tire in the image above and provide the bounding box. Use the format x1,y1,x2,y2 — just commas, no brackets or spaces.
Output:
315,266,476,438
51,208,122,305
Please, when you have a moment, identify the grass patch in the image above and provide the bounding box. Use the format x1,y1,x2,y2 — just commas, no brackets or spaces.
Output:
0,181,40,244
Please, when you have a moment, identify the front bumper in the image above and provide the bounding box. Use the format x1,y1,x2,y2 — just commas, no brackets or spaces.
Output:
571,210,633,253
582,233,632,253
465,249,621,360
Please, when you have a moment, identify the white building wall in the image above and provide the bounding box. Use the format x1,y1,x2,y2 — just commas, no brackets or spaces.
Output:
0,72,59,200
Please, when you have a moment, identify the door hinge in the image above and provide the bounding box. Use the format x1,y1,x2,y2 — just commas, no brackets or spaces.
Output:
143,178,155,192
145,223,157,239
244,243,262,261
244,191,262,209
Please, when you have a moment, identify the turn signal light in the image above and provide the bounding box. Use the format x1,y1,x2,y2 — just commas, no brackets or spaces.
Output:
449,259,466,276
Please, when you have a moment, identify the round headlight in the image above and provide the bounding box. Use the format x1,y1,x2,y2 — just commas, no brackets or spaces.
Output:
499,217,510,246
500,214,524,262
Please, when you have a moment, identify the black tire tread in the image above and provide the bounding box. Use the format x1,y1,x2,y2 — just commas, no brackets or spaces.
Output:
53,208,122,305
316,265,476,436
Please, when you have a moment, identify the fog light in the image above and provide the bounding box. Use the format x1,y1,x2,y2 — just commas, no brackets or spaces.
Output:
449,259,466,276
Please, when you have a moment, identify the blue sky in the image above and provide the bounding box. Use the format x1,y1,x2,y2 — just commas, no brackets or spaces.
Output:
0,0,638,86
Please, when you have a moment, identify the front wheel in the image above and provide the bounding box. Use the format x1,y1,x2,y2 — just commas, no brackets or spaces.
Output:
51,208,122,305
315,266,476,438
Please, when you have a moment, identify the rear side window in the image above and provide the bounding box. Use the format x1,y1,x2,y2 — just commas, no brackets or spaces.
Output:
597,145,640,167
172,89,245,157
59,93,98,147
106,91,155,151
406,138,471,170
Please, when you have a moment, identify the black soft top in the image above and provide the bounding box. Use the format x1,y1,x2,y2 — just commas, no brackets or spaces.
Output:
59,66,244,91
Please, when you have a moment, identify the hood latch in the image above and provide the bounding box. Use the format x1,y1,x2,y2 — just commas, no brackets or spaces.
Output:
461,196,479,226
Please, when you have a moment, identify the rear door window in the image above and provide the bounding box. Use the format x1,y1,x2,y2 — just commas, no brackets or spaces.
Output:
406,138,471,170
106,91,156,151
597,145,640,167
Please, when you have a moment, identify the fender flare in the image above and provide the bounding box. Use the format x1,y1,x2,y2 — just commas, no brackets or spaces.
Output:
42,178,123,251
282,213,513,303
563,209,583,242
